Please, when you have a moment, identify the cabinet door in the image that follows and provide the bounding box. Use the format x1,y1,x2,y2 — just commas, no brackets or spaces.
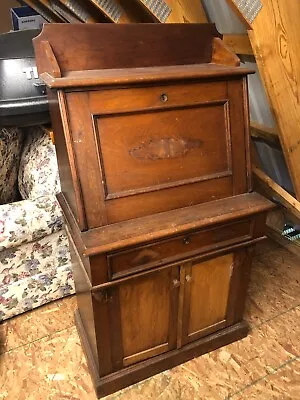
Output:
180,253,234,346
108,266,180,369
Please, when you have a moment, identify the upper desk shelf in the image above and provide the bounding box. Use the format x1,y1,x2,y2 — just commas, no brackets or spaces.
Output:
33,23,253,90
41,63,253,89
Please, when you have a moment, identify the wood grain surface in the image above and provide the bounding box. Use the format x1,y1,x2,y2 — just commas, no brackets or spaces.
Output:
133,0,207,23
227,0,300,201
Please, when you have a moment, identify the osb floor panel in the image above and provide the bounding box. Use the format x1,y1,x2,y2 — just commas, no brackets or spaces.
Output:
1,239,300,400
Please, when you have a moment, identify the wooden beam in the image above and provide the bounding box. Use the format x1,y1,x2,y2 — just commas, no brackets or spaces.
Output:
250,121,280,145
51,1,82,23
38,0,67,21
253,167,300,220
133,0,207,23
266,209,300,257
223,34,253,55
57,0,103,22
23,0,62,22
226,0,300,201
225,0,253,29
87,0,142,23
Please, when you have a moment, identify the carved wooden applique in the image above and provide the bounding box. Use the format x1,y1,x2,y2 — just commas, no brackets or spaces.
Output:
129,137,203,161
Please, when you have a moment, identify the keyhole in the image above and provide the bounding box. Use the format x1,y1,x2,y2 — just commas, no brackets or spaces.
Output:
160,93,168,103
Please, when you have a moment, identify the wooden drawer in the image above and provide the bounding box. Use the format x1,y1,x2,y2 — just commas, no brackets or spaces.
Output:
88,80,228,114
108,220,253,279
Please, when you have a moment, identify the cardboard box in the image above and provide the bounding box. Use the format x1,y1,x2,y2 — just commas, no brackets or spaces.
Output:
11,6,46,30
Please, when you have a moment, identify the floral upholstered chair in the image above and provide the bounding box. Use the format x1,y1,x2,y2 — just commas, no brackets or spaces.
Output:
0,126,74,321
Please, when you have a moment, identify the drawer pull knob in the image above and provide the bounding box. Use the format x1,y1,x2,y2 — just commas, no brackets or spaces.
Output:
186,275,193,283
183,237,191,245
160,93,168,103
172,279,181,288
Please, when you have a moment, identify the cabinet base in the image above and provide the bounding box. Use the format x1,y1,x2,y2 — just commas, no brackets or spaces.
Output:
75,309,249,398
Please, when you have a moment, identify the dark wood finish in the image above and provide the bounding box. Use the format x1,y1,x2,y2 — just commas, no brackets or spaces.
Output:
48,91,86,230
52,74,253,229
33,24,221,75
90,237,267,291
108,220,252,280
61,77,252,227
67,235,97,365
34,25,254,230
226,248,253,326
63,92,108,230
57,192,274,256
34,24,275,398
40,63,254,88
228,78,251,195
111,266,180,367
40,41,61,78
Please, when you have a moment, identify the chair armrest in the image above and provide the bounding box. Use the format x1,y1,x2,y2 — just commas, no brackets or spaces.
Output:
0,195,64,251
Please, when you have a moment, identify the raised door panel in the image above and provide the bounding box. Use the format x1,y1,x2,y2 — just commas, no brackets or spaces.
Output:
95,104,231,197
111,266,180,368
181,253,233,346
64,79,249,229
90,82,235,224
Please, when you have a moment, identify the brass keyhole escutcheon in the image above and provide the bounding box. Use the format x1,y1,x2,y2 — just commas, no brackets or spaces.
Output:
160,93,168,103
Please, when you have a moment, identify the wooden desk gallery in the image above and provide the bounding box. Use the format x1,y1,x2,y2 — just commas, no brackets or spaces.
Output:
33,24,274,398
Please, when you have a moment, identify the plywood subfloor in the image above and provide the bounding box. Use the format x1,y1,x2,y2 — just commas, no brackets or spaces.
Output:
1,239,300,399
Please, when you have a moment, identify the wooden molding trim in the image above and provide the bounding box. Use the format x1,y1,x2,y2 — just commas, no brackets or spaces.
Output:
40,41,61,78
212,38,240,67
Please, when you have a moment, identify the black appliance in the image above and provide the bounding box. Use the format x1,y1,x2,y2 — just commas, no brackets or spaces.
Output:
0,29,50,127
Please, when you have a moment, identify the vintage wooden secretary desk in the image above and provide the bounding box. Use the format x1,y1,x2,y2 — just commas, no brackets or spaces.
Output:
34,24,274,397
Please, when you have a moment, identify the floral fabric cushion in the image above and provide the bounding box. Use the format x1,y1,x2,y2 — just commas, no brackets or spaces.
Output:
18,126,61,200
0,230,75,321
0,195,64,251
0,127,24,205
